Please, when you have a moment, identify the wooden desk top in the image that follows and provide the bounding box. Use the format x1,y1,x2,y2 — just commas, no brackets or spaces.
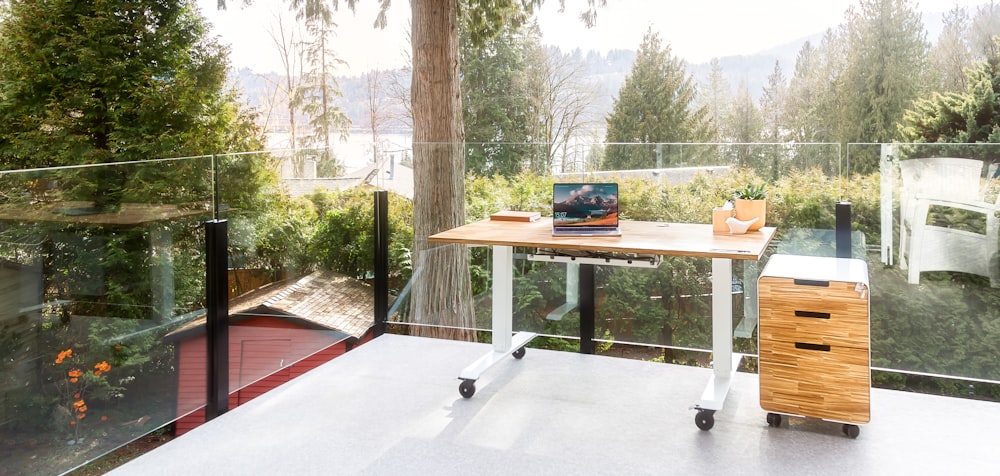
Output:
429,218,776,260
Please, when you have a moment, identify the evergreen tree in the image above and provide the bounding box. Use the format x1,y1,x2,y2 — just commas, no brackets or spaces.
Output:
840,0,928,172
760,61,787,143
293,1,350,177
0,0,262,172
460,16,534,177
785,41,823,143
725,81,764,168
970,1,1000,61
700,58,731,143
928,5,972,93
604,28,712,170
900,41,1000,145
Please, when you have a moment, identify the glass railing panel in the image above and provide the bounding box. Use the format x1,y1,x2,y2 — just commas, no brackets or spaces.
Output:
395,142,849,354
0,157,213,475
395,140,998,388
214,150,381,397
870,143,1000,385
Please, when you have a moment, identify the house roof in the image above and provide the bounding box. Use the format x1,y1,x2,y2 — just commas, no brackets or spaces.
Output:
231,270,377,339
170,270,379,341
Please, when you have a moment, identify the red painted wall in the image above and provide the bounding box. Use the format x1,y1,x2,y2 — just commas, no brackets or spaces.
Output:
174,317,366,436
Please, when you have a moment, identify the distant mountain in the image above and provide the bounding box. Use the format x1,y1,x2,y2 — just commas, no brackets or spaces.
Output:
230,8,953,135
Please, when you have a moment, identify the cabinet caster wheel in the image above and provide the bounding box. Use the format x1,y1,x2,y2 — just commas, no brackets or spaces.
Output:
766,412,782,427
512,347,526,359
459,379,476,399
695,410,715,431
842,424,860,439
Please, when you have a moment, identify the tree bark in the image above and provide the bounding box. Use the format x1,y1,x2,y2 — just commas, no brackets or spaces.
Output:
410,0,475,341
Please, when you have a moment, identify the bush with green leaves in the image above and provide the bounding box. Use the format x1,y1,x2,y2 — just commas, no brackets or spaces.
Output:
306,188,413,291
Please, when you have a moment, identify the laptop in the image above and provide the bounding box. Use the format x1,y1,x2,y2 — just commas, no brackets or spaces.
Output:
551,182,622,236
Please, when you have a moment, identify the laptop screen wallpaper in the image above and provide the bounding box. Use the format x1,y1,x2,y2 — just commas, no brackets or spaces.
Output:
552,183,619,227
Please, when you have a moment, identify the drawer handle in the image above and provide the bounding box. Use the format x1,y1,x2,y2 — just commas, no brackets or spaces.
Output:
794,342,831,352
793,279,830,287
795,310,831,319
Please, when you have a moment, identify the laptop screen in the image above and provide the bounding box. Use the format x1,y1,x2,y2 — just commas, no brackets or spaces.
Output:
552,183,619,228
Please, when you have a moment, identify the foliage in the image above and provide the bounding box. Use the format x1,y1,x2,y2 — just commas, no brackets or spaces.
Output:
900,38,1000,149
460,17,535,176
53,347,118,440
0,0,263,175
292,2,351,173
733,182,768,200
777,0,928,174
306,187,414,291
603,28,714,170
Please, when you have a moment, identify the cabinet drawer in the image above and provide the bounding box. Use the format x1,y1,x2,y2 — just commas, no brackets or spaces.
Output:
759,277,869,346
759,339,870,423
758,306,869,347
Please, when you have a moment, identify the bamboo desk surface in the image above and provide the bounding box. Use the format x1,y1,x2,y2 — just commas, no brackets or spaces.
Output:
429,218,776,261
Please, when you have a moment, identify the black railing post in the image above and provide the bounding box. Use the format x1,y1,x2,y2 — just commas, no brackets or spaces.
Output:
579,263,596,354
373,191,389,337
205,219,229,421
836,202,852,259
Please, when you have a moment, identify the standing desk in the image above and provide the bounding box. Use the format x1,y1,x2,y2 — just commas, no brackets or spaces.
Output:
429,217,776,430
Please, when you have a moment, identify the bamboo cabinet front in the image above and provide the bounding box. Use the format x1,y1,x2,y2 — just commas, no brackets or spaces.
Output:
758,255,871,425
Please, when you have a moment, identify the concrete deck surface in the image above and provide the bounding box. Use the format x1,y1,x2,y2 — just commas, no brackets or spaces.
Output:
110,334,1000,475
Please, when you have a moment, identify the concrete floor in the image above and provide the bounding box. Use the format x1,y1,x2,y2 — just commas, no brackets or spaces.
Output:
110,334,1000,475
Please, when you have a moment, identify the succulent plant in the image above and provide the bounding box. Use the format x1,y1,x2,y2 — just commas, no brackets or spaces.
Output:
733,182,768,200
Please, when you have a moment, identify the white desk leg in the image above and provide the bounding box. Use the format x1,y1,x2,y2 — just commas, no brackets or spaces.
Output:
493,245,513,352
458,245,536,397
695,258,742,430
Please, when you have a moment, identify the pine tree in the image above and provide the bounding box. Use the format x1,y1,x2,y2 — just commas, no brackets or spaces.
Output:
928,5,972,93
700,58,731,143
840,0,928,172
725,81,764,168
900,40,1000,145
760,61,787,143
604,28,712,170
460,16,533,177
293,1,351,177
0,0,261,170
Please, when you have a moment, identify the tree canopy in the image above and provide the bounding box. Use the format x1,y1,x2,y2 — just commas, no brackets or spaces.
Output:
0,0,263,172
900,40,1000,144
603,28,712,170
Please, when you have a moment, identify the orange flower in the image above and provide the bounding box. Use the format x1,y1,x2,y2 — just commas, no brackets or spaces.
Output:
114,345,122,350
101,415,108,422
69,378,78,383
93,361,111,375
70,420,77,426
77,413,86,420
74,393,80,399
78,405,88,413
67,369,82,378
73,399,85,409
55,348,73,364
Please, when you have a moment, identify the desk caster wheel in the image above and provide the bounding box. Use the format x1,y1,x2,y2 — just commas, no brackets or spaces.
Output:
695,410,715,431
842,424,860,439
459,379,476,399
766,412,782,427
512,347,526,359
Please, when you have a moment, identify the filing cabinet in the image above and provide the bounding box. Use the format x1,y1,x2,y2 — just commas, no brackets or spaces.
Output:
758,254,870,437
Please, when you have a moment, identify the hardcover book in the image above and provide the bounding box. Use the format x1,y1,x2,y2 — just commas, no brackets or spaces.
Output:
490,210,541,222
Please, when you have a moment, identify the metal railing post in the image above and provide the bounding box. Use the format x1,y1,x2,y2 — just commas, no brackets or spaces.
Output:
374,191,389,337
205,219,229,421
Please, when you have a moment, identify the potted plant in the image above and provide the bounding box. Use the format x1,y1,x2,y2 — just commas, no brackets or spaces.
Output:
732,182,767,231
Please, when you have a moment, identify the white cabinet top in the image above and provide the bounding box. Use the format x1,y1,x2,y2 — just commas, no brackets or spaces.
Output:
761,254,869,285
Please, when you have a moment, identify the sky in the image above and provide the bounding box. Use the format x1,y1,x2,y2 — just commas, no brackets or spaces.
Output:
196,0,989,75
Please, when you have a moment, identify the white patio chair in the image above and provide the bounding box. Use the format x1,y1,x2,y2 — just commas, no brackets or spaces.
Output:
899,157,999,287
